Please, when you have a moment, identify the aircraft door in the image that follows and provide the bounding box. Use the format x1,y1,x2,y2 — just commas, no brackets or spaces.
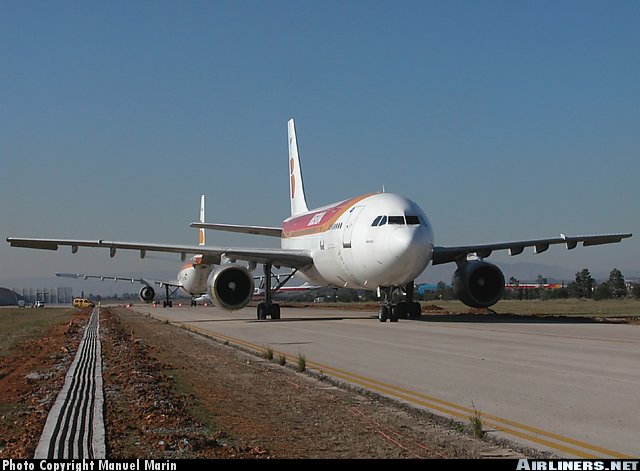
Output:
342,206,365,248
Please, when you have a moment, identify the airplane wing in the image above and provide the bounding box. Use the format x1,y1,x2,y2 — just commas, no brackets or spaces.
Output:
277,281,323,292
56,272,181,288
431,233,632,266
190,222,283,238
7,238,314,269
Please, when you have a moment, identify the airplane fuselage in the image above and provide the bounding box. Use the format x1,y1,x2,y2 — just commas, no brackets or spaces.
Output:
281,192,434,289
177,260,211,297
179,192,434,294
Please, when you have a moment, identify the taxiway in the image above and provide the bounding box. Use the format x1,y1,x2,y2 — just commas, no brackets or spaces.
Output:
130,304,640,458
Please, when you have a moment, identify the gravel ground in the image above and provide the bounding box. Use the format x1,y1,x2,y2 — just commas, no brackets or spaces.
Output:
0,309,88,458
1,306,534,459
103,307,527,458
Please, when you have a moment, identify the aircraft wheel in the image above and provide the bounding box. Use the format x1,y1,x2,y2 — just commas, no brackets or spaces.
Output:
398,302,410,319
257,303,267,320
378,305,389,322
163,301,167,308
409,302,422,319
168,301,173,308
390,305,401,322
271,304,281,320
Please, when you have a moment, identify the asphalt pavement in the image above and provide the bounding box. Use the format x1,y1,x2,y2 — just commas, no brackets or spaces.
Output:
130,304,640,458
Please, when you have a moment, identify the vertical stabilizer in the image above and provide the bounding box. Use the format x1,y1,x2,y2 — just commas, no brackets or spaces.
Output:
199,194,206,246
287,118,309,216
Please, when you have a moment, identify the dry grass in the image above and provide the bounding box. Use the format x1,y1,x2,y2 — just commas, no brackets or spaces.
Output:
287,299,640,318
0,308,74,357
438,299,640,318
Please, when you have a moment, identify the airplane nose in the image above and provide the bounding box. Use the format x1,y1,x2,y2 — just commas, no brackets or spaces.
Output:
391,225,431,252
388,226,433,275
390,227,414,254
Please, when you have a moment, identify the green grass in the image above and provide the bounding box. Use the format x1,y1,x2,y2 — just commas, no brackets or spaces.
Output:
469,403,485,439
296,353,306,372
263,345,274,360
0,308,74,358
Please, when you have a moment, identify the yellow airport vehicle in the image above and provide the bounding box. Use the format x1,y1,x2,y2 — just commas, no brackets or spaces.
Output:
72,298,95,308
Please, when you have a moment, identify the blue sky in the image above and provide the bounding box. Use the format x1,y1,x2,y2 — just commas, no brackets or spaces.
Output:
1,1,638,292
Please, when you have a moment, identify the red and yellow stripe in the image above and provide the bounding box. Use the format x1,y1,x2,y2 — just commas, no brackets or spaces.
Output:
281,193,376,239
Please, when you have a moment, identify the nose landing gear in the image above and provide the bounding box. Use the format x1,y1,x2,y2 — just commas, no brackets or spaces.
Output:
377,282,422,322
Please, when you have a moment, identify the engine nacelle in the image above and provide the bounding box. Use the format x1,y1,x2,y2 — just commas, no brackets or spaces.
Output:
139,285,155,303
452,261,505,308
207,264,255,311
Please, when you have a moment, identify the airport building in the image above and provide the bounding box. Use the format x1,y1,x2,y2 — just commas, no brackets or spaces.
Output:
0,287,73,305
0,287,20,306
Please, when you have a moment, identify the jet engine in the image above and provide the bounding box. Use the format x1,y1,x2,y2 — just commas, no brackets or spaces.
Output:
207,265,255,311
452,261,505,308
139,285,155,303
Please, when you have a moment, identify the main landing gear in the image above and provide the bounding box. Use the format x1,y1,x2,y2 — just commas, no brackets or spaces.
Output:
161,284,179,308
378,282,422,322
256,264,297,320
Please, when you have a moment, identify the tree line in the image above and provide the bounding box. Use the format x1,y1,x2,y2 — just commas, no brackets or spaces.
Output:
419,268,640,302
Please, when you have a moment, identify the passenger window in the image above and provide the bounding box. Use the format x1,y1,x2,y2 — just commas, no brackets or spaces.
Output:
378,216,387,226
388,216,405,225
371,216,382,226
405,215,420,225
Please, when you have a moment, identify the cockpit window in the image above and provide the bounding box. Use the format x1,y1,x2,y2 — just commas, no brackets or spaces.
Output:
405,215,420,225
371,216,382,226
388,216,405,225
378,216,387,226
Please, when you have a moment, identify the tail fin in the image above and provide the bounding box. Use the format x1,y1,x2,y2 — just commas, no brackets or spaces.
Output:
198,194,206,246
287,118,309,216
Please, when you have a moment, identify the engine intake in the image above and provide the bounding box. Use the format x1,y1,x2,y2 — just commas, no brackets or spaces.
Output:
452,261,505,308
207,264,255,311
139,285,155,303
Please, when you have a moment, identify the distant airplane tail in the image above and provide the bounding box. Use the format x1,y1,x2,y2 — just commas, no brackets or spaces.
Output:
199,194,205,246
287,118,309,217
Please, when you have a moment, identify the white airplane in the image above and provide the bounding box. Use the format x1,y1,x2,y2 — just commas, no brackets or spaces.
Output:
193,281,322,305
7,119,631,322
57,195,316,308
56,195,213,307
